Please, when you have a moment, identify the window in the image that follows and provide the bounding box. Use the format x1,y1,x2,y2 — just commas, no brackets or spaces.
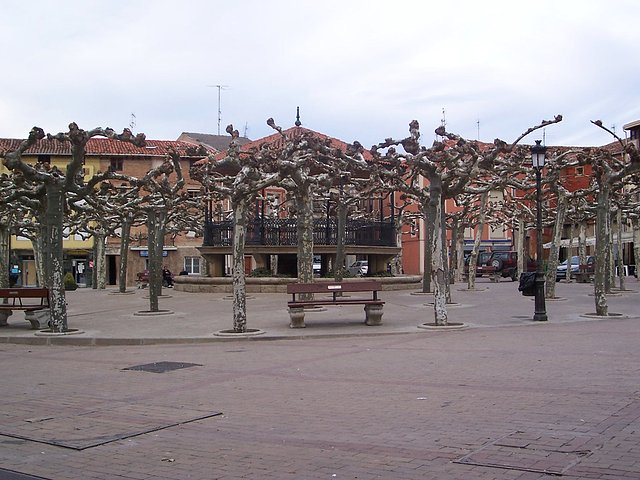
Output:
37,154,51,163
109,158,124,171
410,220,419,237
575,166,584,176
187,189,200,199
184,256,201,274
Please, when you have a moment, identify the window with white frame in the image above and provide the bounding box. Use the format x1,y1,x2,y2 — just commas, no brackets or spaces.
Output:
184,256,201,274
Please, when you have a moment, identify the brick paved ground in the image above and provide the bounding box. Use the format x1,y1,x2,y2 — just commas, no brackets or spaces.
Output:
0,279,638,479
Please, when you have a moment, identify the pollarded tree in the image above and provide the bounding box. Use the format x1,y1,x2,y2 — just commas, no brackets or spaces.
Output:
1,124,145,332
372,117,562,326
580,121,640,316
265,119,372,286
67,181,144,291
193,124,280,333
130,150,185,312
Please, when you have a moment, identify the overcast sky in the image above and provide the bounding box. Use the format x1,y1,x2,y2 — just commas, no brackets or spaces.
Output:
1,1,638,150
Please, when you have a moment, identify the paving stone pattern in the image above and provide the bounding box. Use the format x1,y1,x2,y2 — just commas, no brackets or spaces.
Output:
0,281,638,478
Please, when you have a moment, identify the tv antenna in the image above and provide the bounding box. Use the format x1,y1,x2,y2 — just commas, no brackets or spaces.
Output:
207,84,229,135
129,112,136,131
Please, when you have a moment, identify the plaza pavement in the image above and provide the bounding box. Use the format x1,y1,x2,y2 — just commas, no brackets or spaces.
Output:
0,278,638,479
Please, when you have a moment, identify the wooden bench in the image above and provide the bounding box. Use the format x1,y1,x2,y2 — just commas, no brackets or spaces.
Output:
136,271,149,289
0,287,50,329
286,280,384,328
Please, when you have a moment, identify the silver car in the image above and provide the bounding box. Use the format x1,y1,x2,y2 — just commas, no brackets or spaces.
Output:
556,255,595,281
348,260,368,276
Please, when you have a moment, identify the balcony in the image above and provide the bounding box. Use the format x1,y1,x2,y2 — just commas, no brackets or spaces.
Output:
203,218,396,248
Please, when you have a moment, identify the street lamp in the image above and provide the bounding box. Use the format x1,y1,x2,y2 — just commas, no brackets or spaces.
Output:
531,140,548,321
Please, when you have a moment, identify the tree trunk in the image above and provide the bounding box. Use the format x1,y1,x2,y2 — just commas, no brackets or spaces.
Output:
146,210,167,312
578,221,587,267
606,211,614,293
450,219,459,284
442,202,452,303
392,218,404,275
33,228,45,287
334,199,347,282
616,208,625,291
45,184,68,332
516,218,525,279
467,192,488,290
594,187,609,316
422,201,433,293
633,219,640,282
118,219,131,293
565,223,576,282
429,173,447,325
0,223,10,288
545,189,566,298
94,230,107,290
296,190,314,289
455,223,465,283
232,200,249,333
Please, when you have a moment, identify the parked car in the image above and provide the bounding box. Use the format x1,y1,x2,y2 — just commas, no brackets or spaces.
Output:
348,260,368,276
556,255,595,281
463,251,493,277
479,251,536,281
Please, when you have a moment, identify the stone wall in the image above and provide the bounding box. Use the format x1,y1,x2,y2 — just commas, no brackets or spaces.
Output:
174,275,423,293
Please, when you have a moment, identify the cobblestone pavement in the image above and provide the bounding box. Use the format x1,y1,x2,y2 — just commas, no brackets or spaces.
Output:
0,279,638,479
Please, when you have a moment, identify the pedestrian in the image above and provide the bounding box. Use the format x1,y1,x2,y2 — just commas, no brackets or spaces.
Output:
162,266,174,287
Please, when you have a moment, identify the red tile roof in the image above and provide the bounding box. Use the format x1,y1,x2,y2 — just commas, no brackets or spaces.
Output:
205,126,374,163
0,137,207,158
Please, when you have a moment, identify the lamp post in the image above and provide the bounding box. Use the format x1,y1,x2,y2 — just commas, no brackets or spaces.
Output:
531,140,548,321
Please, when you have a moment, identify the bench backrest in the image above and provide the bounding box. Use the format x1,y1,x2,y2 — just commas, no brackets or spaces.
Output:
0,288,49,299
287,281,382,295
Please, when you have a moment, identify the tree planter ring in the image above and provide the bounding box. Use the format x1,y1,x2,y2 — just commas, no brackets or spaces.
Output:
580,312,628,319
213,328,265,337
418,322,467,330
35,328,84,336
134,310,174,316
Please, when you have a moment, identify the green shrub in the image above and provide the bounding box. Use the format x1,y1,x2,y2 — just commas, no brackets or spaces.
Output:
368,271,394,277
249,268,293,278
322,269,355,278
64,272,78,291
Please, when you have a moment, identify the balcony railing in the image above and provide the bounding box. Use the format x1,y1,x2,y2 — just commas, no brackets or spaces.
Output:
203,218,396,247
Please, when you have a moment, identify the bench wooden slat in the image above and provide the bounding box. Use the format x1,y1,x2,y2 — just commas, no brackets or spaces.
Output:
0,288,50,310
287,281,382,295
0,288,49,298
288,299,384,308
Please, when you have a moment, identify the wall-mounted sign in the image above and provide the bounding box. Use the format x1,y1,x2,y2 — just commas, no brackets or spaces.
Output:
139,250,168,257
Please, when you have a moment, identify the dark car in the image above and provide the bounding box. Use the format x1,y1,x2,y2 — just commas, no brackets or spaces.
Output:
463,251,493,277
481,251,536,281
556,255,595,281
